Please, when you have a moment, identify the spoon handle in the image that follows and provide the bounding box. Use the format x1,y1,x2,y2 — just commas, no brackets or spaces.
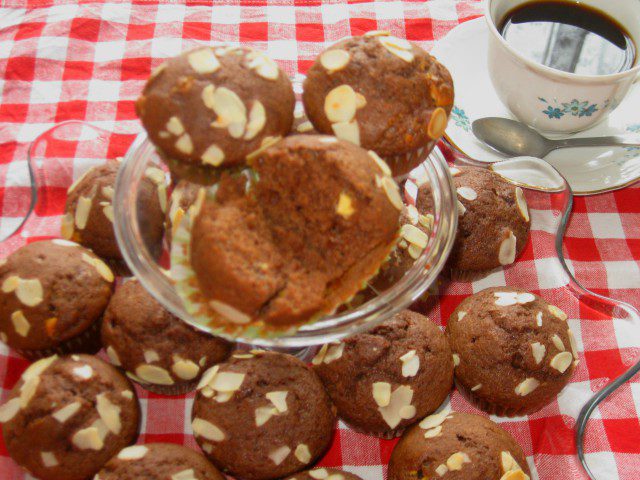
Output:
554,134,640,149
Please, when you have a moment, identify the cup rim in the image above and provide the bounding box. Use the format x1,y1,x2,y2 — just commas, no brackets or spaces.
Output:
484,0,640,83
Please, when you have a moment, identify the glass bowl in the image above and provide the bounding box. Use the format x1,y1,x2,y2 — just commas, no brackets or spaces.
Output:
113,131,459,348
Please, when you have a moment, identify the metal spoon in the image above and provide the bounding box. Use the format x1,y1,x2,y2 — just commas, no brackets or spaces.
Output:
472,117,640,158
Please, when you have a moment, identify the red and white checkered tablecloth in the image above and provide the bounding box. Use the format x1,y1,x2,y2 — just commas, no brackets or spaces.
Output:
0,1,639,479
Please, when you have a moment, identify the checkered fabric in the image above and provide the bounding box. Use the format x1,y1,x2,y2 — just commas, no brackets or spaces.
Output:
0,1,639,479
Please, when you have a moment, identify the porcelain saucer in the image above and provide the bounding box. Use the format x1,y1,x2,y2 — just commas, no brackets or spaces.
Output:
431,18,640,195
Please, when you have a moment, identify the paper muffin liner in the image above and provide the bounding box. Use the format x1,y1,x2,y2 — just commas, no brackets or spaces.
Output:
347,420,409,439
455,379,536,418
169,196,394,340
14,317,103,360
385,139,437,181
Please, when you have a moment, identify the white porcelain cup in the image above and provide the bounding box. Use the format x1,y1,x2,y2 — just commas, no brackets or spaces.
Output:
485,0,640,134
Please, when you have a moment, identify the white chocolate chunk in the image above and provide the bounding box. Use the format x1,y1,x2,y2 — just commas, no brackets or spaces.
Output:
550,351,573,373
514,378,540,396
188,48,220,74
11,310,30,337
336,193,355,219
268,445,291,466
136,364,174,385
320,49,350,72
118,445,149,460
531,342,546,364
294,443,312,463
457,186,477,201
192,418,225,441
498,231,517,265
515,187,529,222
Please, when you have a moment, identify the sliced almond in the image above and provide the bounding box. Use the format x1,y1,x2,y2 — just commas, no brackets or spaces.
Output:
336,192,355,219
296,121,314,133
294,443,312,463
102,205,114,223
457,186,477,201
501,471,529,480
378,385,414,429
372,382,391,407
514,378,540,396
268,445,291,466
209,300,252,324
117,445,149,460
311,344,328,366
471,383,482,392
498,231,517,265
255,406,278,427
96,393,121,434
551,334,565,351
550,351,573,373
266,391,288,413
548,305,567,321
320,49,350,72
452,353,460,367
166,116,185,136
446,452,471,471
106,346,121,366
245,50,279,80
0,398,21,423
378,36,414,63
435,464,448,476
143,349,160,363
501,451,521,472
427,107,448,139
364,30,390,37
187,48,220,74
196,365,219,390
60,213,75,239
567,329,579,359
244,100,267,140
11,310,30,337
210,371,245,392
355,93,367,109
172,359,200,380
424,425,442,438
175,133,194,155
201,84,216,109
419,406,451,430
457,199,466,216
515,187,529,222
324,343,345,363
324,85,357,123
81,253,114,282
74,195,93,230
72,426,104,450
157,184,167,214
72,364,93,380
400,224,428,249
381,176,403,210
192,418,225,441
331,121,360,145
15,278,44,307
135,364,174,385
368,150,392,176
400,350,420,377
19,376,40,408
531,342,546,364
41,451,58,468
536,311,543,327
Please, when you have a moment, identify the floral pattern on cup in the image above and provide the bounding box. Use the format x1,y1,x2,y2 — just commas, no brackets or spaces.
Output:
624,123,640,159
539,97,599,119
450,106,471,132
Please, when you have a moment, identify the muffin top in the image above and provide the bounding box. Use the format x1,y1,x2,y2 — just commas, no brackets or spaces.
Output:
369,201,434,293
0,355,140,480
96,443,224,480
192,351,335,480
388,411,530,480
284,468,363,480
313,310,452,436
189,135,401,328
418,166,530,276
136,45,295,171
302,33,453,156
102,279,232,389
0,240,114,351
62,162,167,265
447,287,577,416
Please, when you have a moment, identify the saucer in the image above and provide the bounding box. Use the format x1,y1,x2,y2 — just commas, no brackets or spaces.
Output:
431,18,640,195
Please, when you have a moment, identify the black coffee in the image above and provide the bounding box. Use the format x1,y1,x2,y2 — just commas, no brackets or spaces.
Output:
499,1,635,75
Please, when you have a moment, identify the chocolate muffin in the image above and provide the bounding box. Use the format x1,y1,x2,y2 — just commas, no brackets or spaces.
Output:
388,411,530,480
303,32,454,177
284,468,363,480
102,279,232,395
166,179,205,241
187,135,401,331
447,287,578,416
369,200,434,293
95,443,224,479
418,166,530,280
137,45,295,183
192,351,335,480
313,310,452,437
0,240,113,359
0,354,140,480
61,161,167,273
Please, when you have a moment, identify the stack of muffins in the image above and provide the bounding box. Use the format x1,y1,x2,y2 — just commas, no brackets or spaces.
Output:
0,31,578,480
